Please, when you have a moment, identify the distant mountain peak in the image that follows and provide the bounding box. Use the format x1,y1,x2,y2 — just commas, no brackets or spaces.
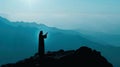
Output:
0,16,10,23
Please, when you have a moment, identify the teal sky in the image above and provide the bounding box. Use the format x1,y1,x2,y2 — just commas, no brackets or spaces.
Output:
0,0,120,33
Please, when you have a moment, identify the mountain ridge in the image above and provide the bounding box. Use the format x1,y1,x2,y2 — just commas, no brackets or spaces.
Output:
1,46,113,67
0,16,120,67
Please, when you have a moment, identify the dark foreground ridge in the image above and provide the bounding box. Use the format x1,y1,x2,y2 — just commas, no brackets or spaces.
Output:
1,46,113,67
1,31,113,67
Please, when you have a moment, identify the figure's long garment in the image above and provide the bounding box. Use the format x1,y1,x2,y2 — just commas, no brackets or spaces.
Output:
39,33,47,57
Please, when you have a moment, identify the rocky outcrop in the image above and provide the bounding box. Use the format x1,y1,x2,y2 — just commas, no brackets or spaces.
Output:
1,46,113,67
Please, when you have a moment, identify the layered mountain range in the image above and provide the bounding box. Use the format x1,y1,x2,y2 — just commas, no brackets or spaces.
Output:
0,17,120,67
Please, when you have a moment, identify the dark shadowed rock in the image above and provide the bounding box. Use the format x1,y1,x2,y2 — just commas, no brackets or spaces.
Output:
1,46,113,67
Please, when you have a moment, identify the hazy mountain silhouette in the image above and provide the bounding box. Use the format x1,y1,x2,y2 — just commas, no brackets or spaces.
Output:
76,29,120,46
0,16,120,67
1,46,113,67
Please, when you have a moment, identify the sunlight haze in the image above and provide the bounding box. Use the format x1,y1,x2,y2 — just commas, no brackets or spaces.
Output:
0,0,120,34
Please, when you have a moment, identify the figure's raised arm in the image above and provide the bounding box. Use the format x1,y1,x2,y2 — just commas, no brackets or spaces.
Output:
43,32,48,38
45,32,48,35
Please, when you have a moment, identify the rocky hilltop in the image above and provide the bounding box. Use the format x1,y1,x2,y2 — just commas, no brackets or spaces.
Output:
1,46,113,67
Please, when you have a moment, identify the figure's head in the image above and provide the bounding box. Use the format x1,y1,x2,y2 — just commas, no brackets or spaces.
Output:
40,31,43,35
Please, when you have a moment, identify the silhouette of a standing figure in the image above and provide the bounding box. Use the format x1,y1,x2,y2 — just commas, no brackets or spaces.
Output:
39,31,48,57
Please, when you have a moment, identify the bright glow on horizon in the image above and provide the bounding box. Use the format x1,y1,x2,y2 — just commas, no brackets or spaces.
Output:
0,0,120,34
20,0,39,8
